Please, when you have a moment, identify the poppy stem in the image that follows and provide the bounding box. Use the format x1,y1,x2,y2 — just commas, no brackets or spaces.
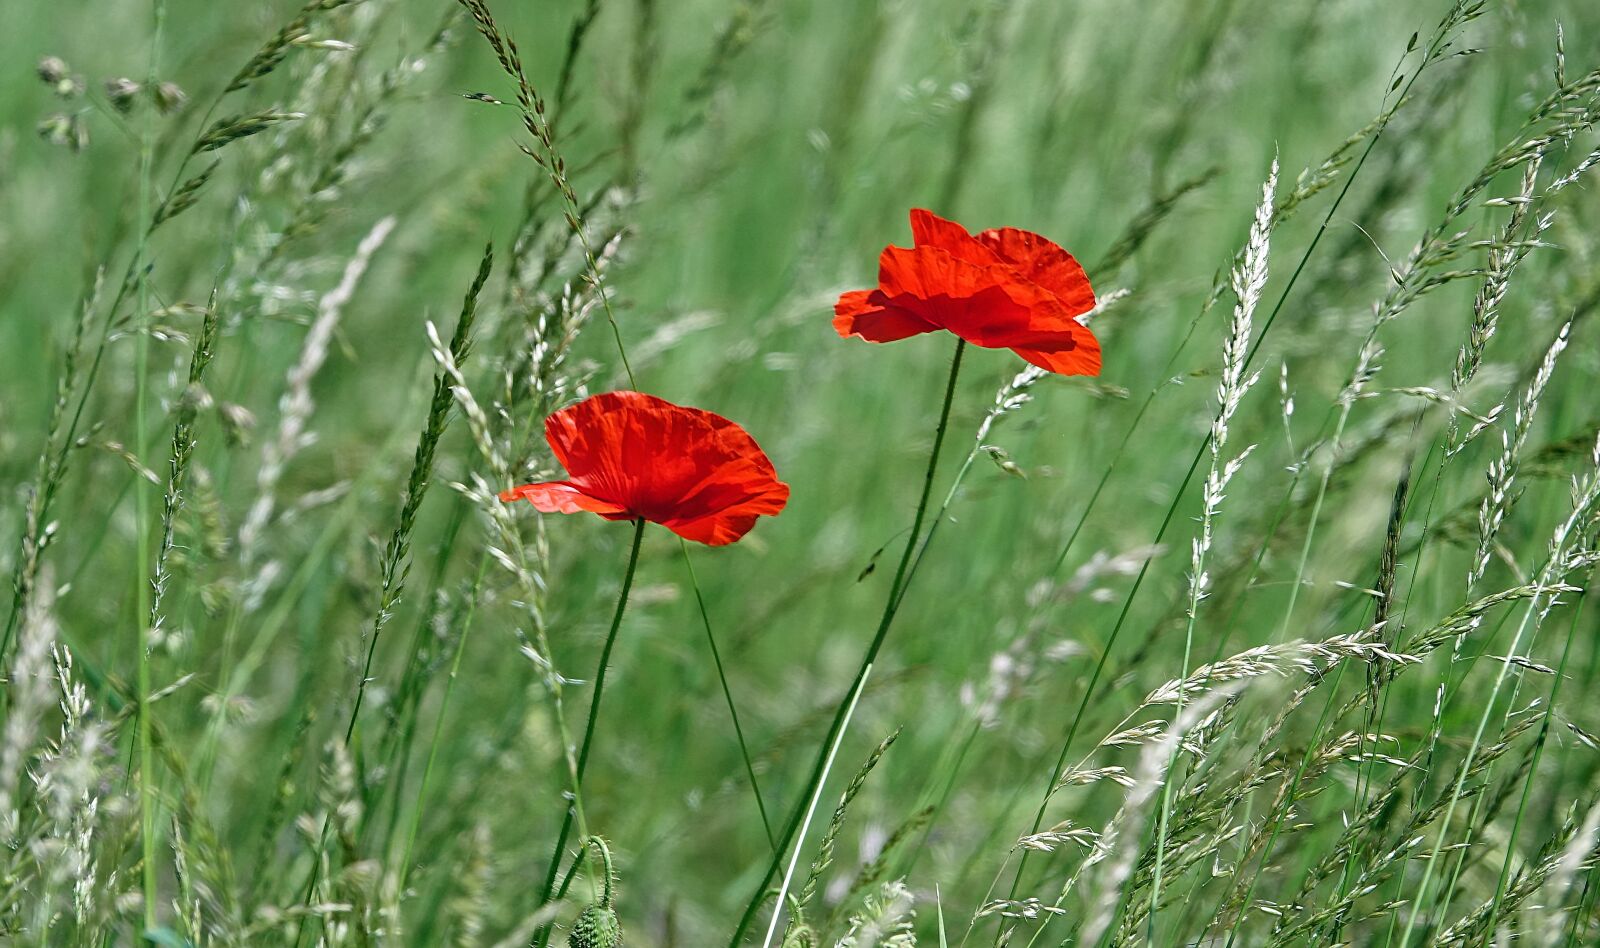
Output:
729,338,967,948
535,516,646,934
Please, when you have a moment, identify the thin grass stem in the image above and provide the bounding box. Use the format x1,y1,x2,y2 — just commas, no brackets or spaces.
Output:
728,338,967,946
682,539,775,850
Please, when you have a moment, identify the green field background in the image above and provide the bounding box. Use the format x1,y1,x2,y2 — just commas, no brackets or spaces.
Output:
5,0,1600,944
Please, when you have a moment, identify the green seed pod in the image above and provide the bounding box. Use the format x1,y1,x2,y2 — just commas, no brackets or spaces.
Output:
568,836,622,948
567,903,622,948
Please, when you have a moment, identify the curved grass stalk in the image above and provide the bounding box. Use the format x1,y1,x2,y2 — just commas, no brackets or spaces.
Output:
1149,160,1275,940
762,669,873,948
295,251,493,946
396,549,494,897
682,540,776,850
1488,573,1593,934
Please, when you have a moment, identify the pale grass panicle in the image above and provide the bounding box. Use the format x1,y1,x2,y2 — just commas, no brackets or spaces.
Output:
1147,159,1275,926
2,571,61,844
836,880,916,948
238,215,396,581
1078,689,1240,946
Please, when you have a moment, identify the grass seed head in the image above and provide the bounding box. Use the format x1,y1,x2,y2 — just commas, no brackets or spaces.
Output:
104,77,141,113
152,80,188,114
37,56,68,84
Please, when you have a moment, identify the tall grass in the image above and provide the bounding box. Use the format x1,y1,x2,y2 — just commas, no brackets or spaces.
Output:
5,0,1600,945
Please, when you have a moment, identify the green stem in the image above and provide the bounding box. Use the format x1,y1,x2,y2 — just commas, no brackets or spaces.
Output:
762,668,873,948
996,443,1202,924
134,0,167,930
1401,563,1573,943
535,517,647,924
397,548,495,893
585,836,617,908
1487,573,1593,932
682,540,775,851
1148,533,1207,940
0,39,229,673
1221,661,1353,948
885,280,1213,893
372,503,472,854
727,338,966,947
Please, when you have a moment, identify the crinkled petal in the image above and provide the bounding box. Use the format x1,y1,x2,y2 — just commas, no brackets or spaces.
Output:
511,391,787,545
671,457,791,523
833,289,939,342
909,208,972,248
876,245,1042,344
978,226,1096,317
907,208,1004,266
877,244,1002,302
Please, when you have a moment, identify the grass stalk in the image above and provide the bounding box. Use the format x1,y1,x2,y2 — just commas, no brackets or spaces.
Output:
132,0,168,927
682,539,775,850
533,516,646,934
397,548,494,897
728,338,967,946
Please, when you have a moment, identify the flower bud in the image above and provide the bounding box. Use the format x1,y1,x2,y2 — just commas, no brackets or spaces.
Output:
567,836,623,947
567,904,622,948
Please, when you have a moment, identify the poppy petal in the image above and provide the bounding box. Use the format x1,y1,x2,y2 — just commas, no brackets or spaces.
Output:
499,481,631,517
909,208,1007,267
672,459,791,524
1011,338,1102,376
510,391,787,545
877,245,1101,372
877,244,994,301
977,226,1096,317
663,511,761,547
877,245,1036,342
833,289,939,342
982,319,1096,351
908,208,970,248
837,211,1103,377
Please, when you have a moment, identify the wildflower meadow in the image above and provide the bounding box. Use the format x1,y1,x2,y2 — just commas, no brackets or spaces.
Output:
7,0,1600,945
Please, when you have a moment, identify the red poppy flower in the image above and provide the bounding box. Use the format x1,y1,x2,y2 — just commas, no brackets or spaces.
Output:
498,391,789,546
834,209,1100,375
